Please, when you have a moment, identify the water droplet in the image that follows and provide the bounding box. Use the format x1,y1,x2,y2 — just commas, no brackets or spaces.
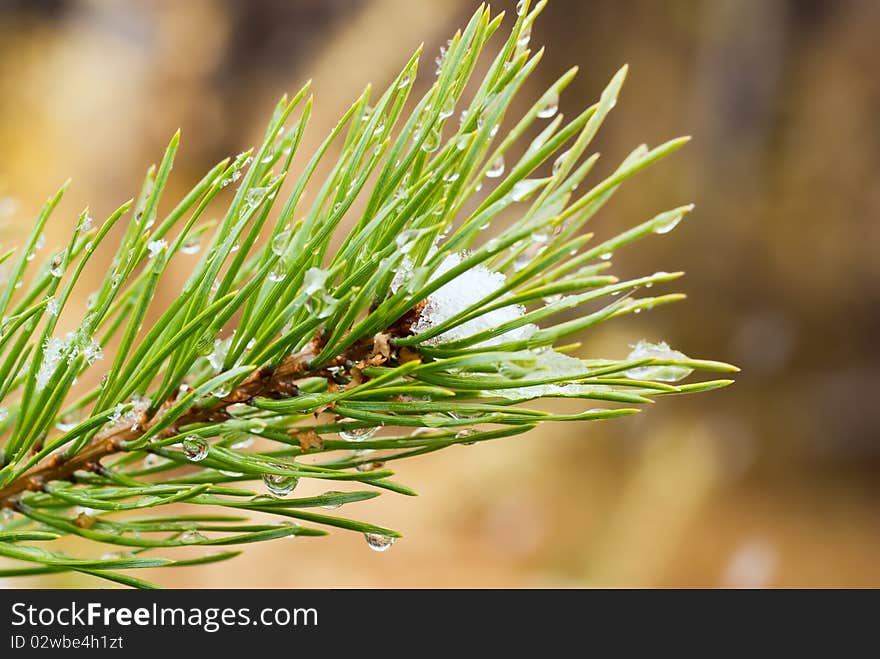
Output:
516,0,528,16
397,74,410,89
0,407,8,423
338,421,380,441
262,467,299,496
279,520,300,539
245,187,268,210
652,214,682,234
537,90,559,119
443,172,460,183
543,294,562,303
49,256,64,277
320,491,344,510
1,508,15,524
455,427,479,444
517,24,531,48
355,450,385,472
46,297,60,317
268,266,286,283
211,384,231,398
100,551,131,560
55,415,76,432
180,238,200,254
599,252,613,261
271,231,290,256
208,335,233,372
486,154,505,178
421,127,441,153
182,436,208,462
438,98,455,120
231,435,254,450
510,178,541,202
146,239,166,258
181,530,207,544
513,251,531,272
409,427,440,438
364,532,395,552
552,149,570,175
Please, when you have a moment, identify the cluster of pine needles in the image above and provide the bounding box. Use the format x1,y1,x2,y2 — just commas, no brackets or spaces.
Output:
0,1,735,587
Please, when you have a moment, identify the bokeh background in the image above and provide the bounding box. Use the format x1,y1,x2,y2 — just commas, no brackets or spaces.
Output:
0,0,877,587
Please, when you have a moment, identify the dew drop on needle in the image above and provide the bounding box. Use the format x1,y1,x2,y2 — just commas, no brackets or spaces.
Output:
537,90,559,119
182,436,208,462
364,533,395,552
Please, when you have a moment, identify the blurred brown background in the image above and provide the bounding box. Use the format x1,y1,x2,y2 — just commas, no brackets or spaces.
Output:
0,0,877,587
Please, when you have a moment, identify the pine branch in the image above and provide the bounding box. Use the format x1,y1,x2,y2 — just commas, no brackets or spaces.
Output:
0,303,421,507
0,1,737,587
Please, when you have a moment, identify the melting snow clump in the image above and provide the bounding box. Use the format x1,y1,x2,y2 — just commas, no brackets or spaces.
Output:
491,349,593,400
36,336,69,391
81,337,103,365
36,332,104,391
302,267,330,295
624,339,693,382
408,252,537,347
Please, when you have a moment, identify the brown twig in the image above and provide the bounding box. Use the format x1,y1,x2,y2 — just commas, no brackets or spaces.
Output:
0,305,425,510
